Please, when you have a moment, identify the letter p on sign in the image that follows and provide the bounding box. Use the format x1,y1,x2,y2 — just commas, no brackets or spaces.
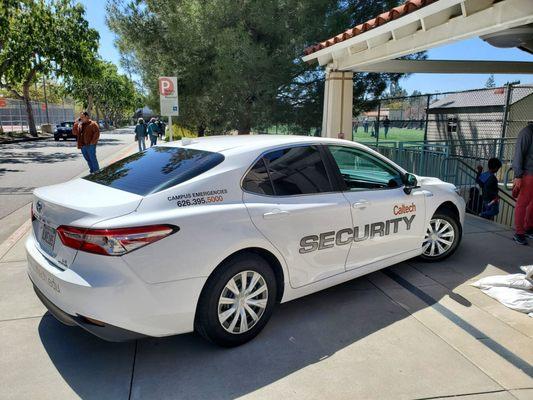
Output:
159,77,174,96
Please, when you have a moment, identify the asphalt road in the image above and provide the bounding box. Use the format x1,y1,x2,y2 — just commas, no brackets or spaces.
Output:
0,128,135,242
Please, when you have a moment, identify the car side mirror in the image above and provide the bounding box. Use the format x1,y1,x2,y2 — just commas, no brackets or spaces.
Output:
403,173,418,195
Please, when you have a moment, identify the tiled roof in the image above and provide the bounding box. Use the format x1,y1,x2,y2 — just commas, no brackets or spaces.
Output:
428,85,533,110
304,0,438,56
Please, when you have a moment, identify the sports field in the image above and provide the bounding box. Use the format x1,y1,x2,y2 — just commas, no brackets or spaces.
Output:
261,125,424,143
352,126,424,143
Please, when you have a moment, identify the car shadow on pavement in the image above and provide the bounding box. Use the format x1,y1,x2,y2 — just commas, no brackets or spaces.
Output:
37,227,533,400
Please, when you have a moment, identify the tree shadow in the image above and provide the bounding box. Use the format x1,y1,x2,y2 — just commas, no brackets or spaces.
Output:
0,150,80,164
0,137,126,166
0,186,34,194
0,168,22,176
0,137,123,151
37,219,533,400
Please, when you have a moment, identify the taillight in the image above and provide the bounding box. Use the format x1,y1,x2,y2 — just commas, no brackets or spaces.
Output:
57,225,178,256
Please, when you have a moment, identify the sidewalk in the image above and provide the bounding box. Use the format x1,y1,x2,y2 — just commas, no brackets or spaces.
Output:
0,215,531,400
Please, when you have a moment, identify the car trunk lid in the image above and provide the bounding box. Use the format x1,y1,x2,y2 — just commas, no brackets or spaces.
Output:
32,178,143,269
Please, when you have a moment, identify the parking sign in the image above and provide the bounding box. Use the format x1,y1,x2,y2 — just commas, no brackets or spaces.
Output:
159,77,179,116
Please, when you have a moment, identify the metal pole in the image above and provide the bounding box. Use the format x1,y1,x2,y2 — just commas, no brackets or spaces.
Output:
42,75,50,123
18,100,23,132
168,116,173,141
500,84,513,160
375,101,381,146
33,81,41,127
423,94,431,142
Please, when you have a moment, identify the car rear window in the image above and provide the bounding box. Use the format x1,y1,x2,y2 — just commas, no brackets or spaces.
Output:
242,145,332,196
84,146,224,196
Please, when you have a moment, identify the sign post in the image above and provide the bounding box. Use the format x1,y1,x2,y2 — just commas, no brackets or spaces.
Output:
158,77,179,141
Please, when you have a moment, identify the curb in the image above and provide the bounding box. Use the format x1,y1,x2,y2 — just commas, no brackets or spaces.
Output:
0,219,31,261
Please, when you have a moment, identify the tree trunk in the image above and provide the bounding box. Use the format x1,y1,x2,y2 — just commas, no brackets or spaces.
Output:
197,125,205,137
86,94,94,115
95,107,100,123
23,82,38,137
237,100,252,135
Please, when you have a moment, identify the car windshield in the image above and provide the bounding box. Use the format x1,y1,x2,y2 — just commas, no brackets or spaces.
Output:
84,146,224,196
60,122,74,127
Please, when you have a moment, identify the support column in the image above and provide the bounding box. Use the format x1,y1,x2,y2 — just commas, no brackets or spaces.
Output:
321,69,353,138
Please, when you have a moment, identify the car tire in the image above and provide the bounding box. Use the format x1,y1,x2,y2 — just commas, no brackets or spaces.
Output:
195,253,277,347
419,210,461,262
54,137,59,141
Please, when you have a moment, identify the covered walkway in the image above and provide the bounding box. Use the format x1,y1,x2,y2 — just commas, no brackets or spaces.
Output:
302,0,533,138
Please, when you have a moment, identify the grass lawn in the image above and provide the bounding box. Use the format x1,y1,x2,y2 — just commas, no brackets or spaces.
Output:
260,125,424,143
352,126,424,143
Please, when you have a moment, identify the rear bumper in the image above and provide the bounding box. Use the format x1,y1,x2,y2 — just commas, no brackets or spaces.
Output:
26,233,207,339
31,279,145,341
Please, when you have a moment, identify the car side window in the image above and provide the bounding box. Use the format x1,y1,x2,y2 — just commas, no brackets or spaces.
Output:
242,145,332,196
242,158,274,195
328,145,403,191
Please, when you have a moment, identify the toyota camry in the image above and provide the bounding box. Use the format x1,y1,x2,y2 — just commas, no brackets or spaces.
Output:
27,135,465,346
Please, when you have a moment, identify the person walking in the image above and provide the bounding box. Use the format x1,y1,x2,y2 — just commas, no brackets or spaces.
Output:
512,122,533,245
147,118,160,147
134,118,147,152
156,118,166,141
383,116,391,138
513,121,533,245
363,117,369,134
372,118,379,138
74,111,100,173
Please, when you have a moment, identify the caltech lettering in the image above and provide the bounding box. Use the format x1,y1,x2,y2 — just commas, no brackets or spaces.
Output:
393,203,416,215
299,215,415,254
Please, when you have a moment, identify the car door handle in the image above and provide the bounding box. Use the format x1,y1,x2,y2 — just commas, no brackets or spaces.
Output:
352,200,370,209
263,209,290,219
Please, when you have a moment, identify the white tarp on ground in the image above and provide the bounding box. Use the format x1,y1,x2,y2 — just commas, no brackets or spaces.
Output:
471,266,533,317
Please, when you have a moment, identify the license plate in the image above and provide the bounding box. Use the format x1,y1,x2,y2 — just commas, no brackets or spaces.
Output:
42,225,56,250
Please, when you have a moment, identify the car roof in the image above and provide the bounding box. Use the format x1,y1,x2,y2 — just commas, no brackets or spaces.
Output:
161,134,370,154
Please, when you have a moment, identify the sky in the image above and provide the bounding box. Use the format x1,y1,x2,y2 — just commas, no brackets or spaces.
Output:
82,0,532,95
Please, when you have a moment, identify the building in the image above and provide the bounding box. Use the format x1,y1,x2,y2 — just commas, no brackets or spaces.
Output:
426,85,533,141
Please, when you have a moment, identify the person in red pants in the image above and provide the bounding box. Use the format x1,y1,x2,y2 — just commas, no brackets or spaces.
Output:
512,122,533,245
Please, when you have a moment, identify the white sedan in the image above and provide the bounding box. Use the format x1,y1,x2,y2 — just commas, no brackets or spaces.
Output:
27,135,465,346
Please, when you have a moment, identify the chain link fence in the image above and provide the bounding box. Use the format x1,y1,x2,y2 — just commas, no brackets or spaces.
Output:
0,97,75,134
353,84,533,148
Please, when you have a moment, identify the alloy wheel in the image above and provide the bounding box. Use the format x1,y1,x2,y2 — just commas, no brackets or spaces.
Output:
217,270,268,334
422,218,455,258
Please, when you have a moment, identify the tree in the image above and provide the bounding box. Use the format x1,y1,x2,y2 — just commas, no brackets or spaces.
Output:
67,60,139,127
0,0,99,136
485,74,496,88
108,0,420,135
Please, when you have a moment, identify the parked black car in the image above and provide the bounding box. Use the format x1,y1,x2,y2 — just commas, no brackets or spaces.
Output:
54,121,76,141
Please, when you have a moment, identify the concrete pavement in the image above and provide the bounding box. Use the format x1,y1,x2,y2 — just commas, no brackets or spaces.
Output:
0,215,531,400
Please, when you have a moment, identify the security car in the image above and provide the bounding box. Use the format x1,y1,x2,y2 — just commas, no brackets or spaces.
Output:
27,135,465,346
